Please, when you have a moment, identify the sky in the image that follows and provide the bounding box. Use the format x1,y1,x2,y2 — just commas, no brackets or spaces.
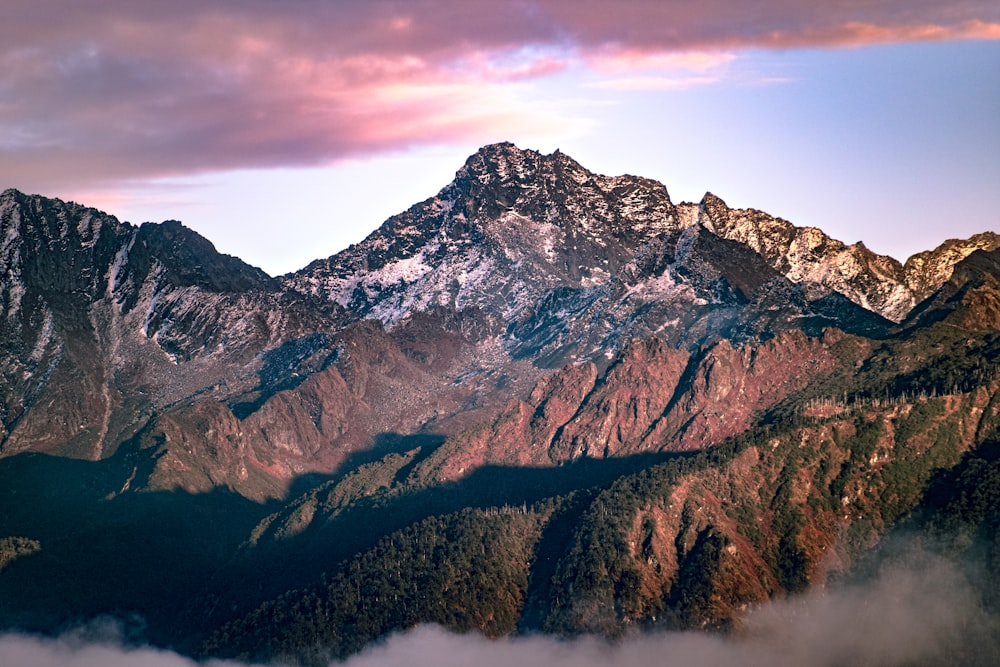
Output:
2,1,998,276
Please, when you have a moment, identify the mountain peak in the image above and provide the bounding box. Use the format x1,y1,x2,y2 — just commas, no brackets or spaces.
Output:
458,143,630,196
901,232,1000,298
457,142,590,193
901,247,1000,331
286,143,999,339
458,142,543,187
130,219,276,293
289,144,686,334
467,140,548,164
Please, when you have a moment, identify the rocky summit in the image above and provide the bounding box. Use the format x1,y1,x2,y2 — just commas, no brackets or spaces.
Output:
1,144,998,665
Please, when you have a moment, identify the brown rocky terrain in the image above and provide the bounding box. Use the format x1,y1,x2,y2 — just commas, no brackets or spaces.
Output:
0,145,998,664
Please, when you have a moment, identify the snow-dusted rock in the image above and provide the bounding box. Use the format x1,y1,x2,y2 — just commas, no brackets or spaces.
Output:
696,192,1000,322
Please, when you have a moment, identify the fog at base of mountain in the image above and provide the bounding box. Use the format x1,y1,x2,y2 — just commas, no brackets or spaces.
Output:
3,545,996,667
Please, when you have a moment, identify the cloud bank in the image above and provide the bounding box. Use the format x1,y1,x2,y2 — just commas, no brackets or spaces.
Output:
1,548,997,667
346,549,999,667
2,1,998,193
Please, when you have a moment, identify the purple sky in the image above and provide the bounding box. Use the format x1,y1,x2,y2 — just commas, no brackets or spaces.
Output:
2,1,998,274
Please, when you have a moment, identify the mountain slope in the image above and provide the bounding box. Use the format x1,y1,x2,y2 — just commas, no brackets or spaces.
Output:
204,256,1000,663
0,189,348,477
1,146,984,485
0,144,998,665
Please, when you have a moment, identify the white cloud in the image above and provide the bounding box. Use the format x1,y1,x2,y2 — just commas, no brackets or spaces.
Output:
2,547,995,667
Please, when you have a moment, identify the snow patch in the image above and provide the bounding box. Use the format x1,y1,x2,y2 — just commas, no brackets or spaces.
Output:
3,266,26,319
108,233,136,296
370,247,435,285
580,266,611,288
29,309,55,363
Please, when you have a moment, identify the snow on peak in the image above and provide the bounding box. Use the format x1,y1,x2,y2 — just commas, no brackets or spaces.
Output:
288,144,990,333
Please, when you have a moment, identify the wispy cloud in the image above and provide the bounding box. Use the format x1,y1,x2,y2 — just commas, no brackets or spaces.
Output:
752,18,1000,49
1,1,997,194
588,75,724,92
587,50,738,74
583,49,735,91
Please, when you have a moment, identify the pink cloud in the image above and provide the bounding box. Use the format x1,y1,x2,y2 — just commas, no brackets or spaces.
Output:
589,50,738,74
1,1,997,194
751,19,1000,49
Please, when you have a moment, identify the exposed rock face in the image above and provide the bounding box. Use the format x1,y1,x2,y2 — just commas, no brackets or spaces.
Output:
554,338,690,460
416,329,841,484
288,143,683,325
900,247,1000,332
692,193,1000,322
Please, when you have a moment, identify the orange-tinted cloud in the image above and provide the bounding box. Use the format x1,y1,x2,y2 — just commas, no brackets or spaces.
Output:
1,1,997,193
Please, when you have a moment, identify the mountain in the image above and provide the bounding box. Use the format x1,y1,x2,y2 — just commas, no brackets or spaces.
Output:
0,145,997,665
693,192,1000,322
287,143,897,366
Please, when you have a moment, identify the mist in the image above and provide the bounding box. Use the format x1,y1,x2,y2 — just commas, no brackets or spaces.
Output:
346,549,998,667
2,548,996,667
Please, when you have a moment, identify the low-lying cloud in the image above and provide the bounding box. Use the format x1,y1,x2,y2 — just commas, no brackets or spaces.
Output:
2,547,997,667
2,1,998,195
346,549,999,667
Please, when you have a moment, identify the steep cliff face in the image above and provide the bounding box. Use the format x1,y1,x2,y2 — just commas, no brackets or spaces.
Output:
0,190,133,457
138,315,543,499
405,329,845,486
900,248,1000,332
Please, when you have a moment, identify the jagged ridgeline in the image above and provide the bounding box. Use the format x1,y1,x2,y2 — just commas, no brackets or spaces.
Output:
0,144,998,664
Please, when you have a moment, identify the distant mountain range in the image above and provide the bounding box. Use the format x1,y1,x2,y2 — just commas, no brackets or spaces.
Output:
1,144,998,665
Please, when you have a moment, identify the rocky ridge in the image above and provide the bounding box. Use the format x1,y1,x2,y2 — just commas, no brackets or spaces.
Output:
1,144,999,664
691,193,1000,321
290,143,997,343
